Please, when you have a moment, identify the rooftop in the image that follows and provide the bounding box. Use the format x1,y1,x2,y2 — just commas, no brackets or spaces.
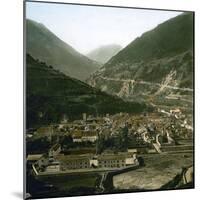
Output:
27,154,43,161
56,154,92,162
55,153,133,162
50,143,61,151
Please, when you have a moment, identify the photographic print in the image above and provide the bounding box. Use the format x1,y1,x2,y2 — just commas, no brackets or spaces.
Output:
24,1,194,199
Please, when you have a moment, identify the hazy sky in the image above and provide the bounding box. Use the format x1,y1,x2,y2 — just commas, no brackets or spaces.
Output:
26,1,182,54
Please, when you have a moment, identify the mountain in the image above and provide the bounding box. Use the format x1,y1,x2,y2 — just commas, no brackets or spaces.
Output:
26,19,101,81
87,44,122,64
26,54,151,128
88,13,194,108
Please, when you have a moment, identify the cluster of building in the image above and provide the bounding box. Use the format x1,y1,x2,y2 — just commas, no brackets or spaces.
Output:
27,143,139,174
27,108,193,175
27,107,192,147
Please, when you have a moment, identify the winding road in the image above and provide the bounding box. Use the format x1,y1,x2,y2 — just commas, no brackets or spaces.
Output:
96,76,193,92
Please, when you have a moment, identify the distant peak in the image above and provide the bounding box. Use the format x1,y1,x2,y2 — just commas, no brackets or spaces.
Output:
86,44,122,64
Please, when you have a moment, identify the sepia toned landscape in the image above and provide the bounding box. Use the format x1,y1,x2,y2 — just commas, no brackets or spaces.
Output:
25,2,194,199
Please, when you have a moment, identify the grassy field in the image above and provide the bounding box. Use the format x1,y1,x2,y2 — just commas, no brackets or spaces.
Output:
113,152,193,190
37,173,101,191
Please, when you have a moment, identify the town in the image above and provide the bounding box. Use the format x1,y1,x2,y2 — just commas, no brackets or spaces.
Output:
26,107,193,177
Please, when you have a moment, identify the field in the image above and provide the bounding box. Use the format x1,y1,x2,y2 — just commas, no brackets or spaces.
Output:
113,152,193,190
37,173,101,191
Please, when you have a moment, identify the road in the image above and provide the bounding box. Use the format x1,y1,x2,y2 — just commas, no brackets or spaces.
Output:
96,76,193,92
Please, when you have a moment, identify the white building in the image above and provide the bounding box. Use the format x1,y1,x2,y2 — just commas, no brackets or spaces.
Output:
45,161,61,173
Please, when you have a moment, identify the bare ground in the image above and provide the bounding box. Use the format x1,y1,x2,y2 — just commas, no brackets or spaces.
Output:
113,152,193,190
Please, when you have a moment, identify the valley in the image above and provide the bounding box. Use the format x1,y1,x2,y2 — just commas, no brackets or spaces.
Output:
25,8,194,199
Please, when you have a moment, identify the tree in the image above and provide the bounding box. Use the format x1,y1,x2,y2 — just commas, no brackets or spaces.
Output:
116,125,128,151
60,135,73,149
96,134,105,154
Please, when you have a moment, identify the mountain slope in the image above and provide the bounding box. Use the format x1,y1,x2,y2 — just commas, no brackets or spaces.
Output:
88,13,194,104
105,13,193,67
87,44,122,64
26,54,150,128
26,19,100,81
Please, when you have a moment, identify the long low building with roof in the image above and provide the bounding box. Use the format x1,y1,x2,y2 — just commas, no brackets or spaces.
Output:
56,154,91,170
52,153,139,171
